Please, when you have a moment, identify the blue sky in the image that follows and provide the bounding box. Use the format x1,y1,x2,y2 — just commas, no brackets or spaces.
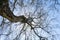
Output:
0,0,60,40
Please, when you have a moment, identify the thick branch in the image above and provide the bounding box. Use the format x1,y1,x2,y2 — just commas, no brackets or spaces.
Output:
0,0,26,22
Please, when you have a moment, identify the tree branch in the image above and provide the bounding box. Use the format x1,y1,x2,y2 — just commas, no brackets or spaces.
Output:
0,0,26,22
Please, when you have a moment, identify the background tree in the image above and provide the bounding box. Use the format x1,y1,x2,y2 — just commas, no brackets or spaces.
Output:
0,0,60,40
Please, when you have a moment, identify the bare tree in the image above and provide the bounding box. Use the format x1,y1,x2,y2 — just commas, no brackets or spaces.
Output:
0,0,60,40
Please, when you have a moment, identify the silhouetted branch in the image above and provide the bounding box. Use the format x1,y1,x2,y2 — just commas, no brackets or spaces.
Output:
12,0,17,11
